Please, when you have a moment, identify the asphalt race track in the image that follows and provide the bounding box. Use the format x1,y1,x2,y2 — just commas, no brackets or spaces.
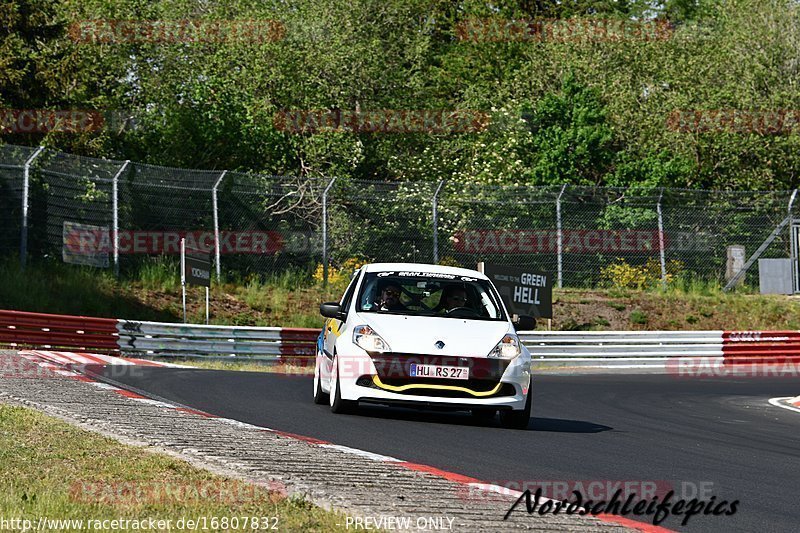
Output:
96,366,800,533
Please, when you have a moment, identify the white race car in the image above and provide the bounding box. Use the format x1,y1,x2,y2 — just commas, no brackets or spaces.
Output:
314,263,535,428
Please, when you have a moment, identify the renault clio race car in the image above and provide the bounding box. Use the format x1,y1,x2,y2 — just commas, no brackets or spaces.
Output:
314,263,535,428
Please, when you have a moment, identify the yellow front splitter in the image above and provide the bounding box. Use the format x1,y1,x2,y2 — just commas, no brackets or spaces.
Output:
372,375,502,397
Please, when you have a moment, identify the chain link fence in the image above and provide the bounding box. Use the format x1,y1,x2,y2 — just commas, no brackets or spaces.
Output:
1,143,798,290
0,144,39,260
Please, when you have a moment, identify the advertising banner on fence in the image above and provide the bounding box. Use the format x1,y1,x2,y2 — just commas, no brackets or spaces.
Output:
480,263,552,319
63,221,109,267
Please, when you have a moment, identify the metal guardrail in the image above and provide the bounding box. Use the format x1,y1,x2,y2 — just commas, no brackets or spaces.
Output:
518,330,726,370
3,310,800,370
0,310,319,360
116,319,318,359
519,330,800,370
519,330,724,357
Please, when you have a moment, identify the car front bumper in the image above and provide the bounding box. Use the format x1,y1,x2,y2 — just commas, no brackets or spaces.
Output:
335,348,531,409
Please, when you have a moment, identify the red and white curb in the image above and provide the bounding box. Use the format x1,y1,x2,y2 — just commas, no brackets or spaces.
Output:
22,349,186,368
768,395,800,414
17,349,672,533
19,350,190,404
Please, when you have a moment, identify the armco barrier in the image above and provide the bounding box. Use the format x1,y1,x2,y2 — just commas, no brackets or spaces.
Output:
0,309,119,352
116,319,318,360
520,330,800,369
519,330,724,370
4,309,800,368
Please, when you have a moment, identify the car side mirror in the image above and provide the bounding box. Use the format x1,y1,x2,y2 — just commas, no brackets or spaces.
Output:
320,302,345,320
513,315,536,331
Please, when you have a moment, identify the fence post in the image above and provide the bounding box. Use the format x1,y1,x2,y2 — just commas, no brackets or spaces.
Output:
20,146,45,271
112,160,130,277
212,170,227,283
657,188,667,290
556,184,567,288
789,189,799,294
322,177,337,286
432,180,445,264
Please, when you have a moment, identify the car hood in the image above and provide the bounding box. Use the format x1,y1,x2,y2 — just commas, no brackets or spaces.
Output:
354,313,512,357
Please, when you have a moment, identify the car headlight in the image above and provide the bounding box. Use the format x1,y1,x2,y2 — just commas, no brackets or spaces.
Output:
353,325,391,353
488,334,521,359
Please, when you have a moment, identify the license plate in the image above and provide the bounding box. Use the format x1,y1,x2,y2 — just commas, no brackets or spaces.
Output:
409,363,469,380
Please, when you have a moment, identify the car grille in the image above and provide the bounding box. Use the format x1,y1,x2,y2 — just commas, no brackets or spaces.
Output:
364,353,515,399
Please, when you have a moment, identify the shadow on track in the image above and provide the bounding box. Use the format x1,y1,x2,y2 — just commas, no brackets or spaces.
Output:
328,403,612,433
529,417,611,433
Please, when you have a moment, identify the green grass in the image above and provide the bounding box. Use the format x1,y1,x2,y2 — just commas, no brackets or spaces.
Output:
238,278,284,312
0,405,348,531
663,274,759,297
168,358,314,375
664,275,724,296
0,257,177,321
0,257,336,327
137,256,180,292
629,309,648,325
3,257,800,331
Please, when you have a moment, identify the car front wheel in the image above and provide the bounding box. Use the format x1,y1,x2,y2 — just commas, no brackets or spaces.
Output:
330,356,357,414
313,358,329,405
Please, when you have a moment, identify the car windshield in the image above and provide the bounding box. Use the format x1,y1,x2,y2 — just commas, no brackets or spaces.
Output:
356,271,506,321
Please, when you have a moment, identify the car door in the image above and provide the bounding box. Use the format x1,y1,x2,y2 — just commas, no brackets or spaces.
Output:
322,268,362,380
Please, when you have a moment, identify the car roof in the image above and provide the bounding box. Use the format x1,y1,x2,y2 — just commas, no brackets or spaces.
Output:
361,262,489,280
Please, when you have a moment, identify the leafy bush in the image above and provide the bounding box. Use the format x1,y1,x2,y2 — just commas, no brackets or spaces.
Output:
312,257,367,289
600,258,684,290
437,256,461,267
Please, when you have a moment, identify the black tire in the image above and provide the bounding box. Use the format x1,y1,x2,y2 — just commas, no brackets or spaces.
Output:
330,361,358,414
471,408,497,424
500,379,532,429
313,366,329,405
